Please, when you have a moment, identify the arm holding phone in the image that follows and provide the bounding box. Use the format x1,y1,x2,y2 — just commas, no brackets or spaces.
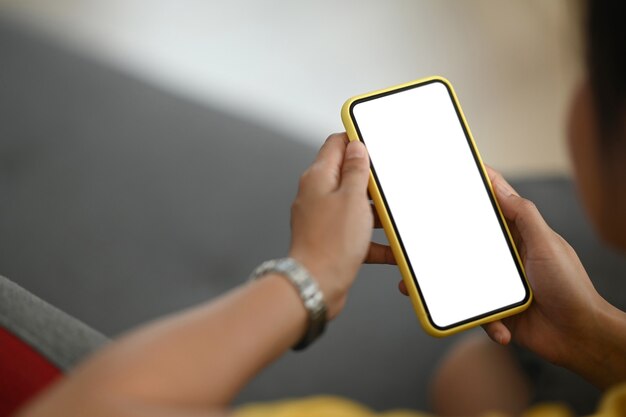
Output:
481,167,626,390
17,134,394,417
17,135,626,417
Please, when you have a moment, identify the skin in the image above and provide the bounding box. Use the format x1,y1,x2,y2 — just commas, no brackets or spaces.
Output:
17,134,395,417
432,80,626,416
568,82,626,249
15,84,626,416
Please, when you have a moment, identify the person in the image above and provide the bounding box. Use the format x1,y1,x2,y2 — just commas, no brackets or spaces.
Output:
431,2,626,415
13,1,626,416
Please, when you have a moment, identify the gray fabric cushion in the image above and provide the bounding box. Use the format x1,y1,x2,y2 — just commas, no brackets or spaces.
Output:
0,274,107,371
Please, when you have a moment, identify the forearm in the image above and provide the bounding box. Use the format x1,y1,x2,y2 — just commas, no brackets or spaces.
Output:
20,274,307,416
567,299,626,389
19,135,373,417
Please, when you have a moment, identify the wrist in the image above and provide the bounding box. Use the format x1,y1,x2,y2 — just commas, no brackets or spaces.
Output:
594,301,626,387
250,258,328,350
565,297,626,388
287,250,346,320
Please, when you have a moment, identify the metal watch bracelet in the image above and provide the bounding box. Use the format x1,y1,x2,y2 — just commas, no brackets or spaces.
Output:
249,257,327,350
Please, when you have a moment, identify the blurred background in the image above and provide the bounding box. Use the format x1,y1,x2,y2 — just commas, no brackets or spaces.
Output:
1,0,581,174
4,1,621,415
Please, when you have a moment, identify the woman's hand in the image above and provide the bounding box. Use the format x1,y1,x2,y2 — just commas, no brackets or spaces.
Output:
454,167,626,388
17,133,397,417
289,133,394,319
396,166,626,388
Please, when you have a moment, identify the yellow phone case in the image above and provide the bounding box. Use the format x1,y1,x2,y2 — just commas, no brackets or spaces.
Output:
341,76,532,337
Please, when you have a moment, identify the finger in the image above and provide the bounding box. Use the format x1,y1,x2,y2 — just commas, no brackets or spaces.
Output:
494,189,551,250
483,165,527,256
364,242,396,264
508,225,527,262
370,203,383,228
299,133,348,196
398,280,409,296
315,133,349,166
485,165,520,197
482,320,512,345
340,141,370,194
486,164,554,253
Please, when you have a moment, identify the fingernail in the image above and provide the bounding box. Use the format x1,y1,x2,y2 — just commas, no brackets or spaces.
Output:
494,331,504,344
345,141,364,159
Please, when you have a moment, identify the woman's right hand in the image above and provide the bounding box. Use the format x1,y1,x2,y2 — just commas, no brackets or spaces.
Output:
481,167,626,388
396,166,626,388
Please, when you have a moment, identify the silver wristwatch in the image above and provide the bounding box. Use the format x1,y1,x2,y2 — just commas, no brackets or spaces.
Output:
249,258,327,350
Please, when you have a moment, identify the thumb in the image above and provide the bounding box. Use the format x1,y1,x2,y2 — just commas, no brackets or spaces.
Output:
340,141,370,193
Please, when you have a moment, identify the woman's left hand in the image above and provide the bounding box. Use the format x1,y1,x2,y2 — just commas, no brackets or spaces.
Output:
289,133,394,319
17,132,397,417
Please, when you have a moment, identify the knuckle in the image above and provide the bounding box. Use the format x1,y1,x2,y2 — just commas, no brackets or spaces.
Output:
492,172,505,185
300,164,318,182
326,132,347,143
518,198,537,213
303,163,331,185
491,168,504,180
299,168,313,187
290,197,304,214
309,162,326,176
343,158,367,173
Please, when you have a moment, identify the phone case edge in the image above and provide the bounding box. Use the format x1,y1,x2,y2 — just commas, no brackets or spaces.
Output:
340,75,533,337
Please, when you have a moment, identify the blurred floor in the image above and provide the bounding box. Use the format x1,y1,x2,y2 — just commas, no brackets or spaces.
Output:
0,0,581,176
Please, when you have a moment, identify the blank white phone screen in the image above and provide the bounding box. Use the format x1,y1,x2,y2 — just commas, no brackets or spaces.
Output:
351,80,528,329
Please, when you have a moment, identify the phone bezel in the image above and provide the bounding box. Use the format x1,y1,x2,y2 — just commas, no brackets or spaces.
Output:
348,78,531,331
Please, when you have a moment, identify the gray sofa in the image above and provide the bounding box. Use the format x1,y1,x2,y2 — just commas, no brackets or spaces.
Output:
1,17,625,414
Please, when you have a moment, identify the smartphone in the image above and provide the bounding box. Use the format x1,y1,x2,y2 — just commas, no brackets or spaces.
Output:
341,76,531,337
